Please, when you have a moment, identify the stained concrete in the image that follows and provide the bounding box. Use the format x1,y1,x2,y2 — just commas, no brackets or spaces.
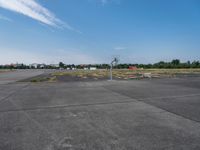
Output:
0,70,200,150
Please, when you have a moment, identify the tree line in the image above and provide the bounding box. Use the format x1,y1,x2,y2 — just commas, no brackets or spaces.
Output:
116,59,200,69
0,59,200,69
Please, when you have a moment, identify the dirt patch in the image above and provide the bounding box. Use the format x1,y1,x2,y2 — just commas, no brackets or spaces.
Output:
19,73,56,83
56,75,108,82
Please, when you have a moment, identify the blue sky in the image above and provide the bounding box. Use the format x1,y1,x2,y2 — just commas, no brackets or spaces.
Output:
0,0,200,64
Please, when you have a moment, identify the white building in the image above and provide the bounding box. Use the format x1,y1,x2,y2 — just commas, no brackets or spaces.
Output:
50,64,59,68
84,67,89,70
89,67,97,70
29,63,38,69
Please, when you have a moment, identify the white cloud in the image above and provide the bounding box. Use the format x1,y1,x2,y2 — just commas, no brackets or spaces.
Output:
0,0,75,30
0,14,12,21
114,47,126,50
100,0,121,5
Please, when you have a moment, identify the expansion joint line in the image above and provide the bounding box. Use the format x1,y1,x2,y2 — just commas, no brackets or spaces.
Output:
4,83,60,146
0,83,30,104
103,86,200,124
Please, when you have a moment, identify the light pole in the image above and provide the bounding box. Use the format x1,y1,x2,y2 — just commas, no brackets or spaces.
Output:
110,62,113,80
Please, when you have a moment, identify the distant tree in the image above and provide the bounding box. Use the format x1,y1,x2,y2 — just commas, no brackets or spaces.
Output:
171,59,180,66
59,62,65,68
191,61,200,68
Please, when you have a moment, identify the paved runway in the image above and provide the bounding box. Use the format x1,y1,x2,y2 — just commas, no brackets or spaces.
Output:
0,70,44,84
0,70,200,150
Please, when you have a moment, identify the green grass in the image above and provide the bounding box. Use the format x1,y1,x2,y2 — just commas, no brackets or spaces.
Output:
30,77,53,83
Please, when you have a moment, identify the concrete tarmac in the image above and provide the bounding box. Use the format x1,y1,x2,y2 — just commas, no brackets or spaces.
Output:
0,70,44,85
0,70,200,150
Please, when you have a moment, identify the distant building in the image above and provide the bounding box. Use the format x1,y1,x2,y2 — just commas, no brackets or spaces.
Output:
71,67,76,70
29,63,38,69
50,64,59,68
84,67,89,70
10,63,17,68
89,67,97,70
38,64,45,69
129,66,137,70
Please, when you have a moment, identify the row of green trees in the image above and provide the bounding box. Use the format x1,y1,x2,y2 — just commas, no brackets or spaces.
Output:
0,64,29,69
69,60,200,69
115,60,200,69
0,59,200,69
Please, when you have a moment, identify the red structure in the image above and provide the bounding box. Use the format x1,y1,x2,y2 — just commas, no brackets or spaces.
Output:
129,66,137,70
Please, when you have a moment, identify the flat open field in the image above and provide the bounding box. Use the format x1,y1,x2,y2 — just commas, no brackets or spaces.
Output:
0,69,200,150
25,68,200,82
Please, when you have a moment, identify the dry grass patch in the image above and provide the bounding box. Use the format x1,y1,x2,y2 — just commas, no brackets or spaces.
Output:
52,69,200,80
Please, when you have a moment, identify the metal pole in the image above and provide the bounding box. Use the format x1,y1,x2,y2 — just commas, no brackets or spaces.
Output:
110,63,113,80
109,58,118,81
